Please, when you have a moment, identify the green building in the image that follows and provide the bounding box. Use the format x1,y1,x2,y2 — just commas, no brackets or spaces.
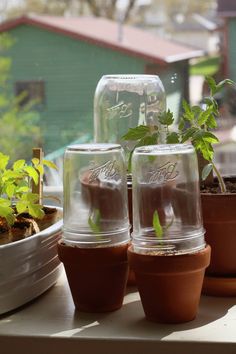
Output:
0,15,203,154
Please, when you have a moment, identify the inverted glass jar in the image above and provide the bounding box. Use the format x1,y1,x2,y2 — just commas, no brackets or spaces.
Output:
94,74,166,161
63,143,130,247
131,144,205,255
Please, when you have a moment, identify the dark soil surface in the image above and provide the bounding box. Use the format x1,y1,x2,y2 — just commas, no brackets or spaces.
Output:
201,179,236,194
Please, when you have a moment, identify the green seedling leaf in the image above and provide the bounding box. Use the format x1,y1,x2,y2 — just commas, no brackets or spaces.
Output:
36,165,44,175
24,166,39,184
43,159,58,170
158,109,174,126
0,152,9,171
215,78,235,93
32,158,39,166
13,159,25,171
2,170,24,181
5,184,15,198
153,210,163,239
178,118,185,131
206,76,217,95
182,99,194,121
28,204,45,219
88,209,101,233
206,114,217,129
194,139,213,161
0,201,15,225
16,185,30,193
21,192,39,203
181,127,199,143
166,132,179,144
121,125,149,141
16,200,28,214
198,108,211,126
193,131,219,144
202,163,213,181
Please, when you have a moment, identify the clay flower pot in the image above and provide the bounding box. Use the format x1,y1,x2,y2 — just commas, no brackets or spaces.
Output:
58,241,129,312
201,193,236,275
201,192,236,296
62,144,130,311
128,245,211,323
129,144,209,323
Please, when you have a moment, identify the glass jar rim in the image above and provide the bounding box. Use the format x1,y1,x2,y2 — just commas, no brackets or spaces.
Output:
66,143,121,153
134,143,194,155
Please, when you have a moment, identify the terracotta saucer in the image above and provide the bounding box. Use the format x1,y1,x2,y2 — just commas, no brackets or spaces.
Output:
202,275,236,297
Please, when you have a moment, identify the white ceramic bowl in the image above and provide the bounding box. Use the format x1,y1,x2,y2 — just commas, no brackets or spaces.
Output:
0,207,63,315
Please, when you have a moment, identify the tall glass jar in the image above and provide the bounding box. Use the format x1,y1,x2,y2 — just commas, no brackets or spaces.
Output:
94,74,166,161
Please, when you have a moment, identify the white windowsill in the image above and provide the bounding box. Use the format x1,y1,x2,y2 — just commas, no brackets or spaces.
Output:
1,270,236,354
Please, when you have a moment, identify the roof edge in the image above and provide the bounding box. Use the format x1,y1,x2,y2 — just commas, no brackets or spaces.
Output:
0,15,203,64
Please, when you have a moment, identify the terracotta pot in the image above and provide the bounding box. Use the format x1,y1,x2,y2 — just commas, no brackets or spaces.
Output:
128,245,211,323
58,241,129,312
201,193,236,275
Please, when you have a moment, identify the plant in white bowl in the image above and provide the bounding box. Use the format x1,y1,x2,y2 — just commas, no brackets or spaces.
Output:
0,148,63,315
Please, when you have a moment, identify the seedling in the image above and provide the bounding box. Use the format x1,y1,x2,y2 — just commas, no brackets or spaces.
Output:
122,77,235,193
0,151,57,226
153,210,163,238
153,210,174,239
88,208,101,233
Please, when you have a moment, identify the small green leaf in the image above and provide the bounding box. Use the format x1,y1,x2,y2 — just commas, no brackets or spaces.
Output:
36,165,44,175
32,158,39,166
121,125,149,141
202,163,213,181
178,118,185,131
28,204,45,219
158,109,174,126
13,159,25,171
43,159,58,170
193,131,219,144
153,210,163,239
0,152,9,171
0,204,15,225
24,166,39,184
88,209,101,233
207,114,217,129
16,186,30,193
182,99,194,121
166,132,179,144
206,76,217,95
22,192,39,203
5,184,15,198
215,78,235,93
16,200,28,214
181,127,199,143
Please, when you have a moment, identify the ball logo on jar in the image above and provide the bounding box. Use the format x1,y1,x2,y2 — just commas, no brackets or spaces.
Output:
148,161,179,183
89,160,119,183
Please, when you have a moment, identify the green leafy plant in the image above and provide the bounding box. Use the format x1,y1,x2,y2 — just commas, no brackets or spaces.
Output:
0,152,57,227
177,77,234,193
122,76,235,193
